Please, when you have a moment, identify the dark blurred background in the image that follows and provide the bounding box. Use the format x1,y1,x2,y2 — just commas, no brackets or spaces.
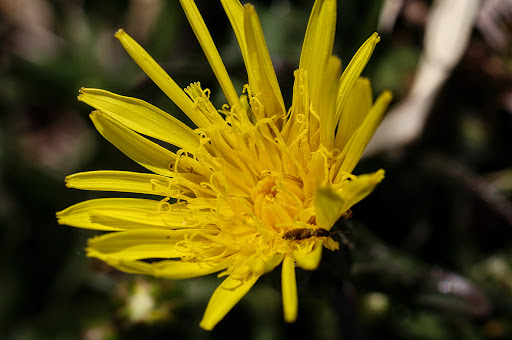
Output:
1,0,512,339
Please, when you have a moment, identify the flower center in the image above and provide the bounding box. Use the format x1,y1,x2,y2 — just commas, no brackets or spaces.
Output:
253,175,278,199
250,172,306,231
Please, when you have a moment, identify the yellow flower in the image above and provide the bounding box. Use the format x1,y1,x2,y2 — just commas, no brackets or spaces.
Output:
57,0,391,330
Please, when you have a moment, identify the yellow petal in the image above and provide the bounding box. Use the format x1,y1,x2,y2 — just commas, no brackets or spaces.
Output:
220,0,248,75
115,29,219,128
179,0,240,108
243,4,286,118
335,33,380,125
318,56,341,147
323,237,340,251
90,110,180,177
315,186,344,228
265,253,286,273
304,149,329,199
66,170,214,200
334,77,373,151
200,275,259,330
299,0,336,112
104,259,227,280
56,198,194,231
79,88,199,150
338,170,385,213
249,253,286,276
281,255,298,323
284,69,310,142
292,240,323,270
65,170,176,196
87,229,208,261
338,91,392,173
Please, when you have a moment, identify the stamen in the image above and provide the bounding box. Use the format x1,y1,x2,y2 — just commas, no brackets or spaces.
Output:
157,198,171,212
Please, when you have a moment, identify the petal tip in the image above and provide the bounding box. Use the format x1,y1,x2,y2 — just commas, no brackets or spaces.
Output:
243,3,255,12
114,28,125,39
199,320,214,331
77,88,86,101
382,90,393,102
55,210,64,220
376,168,386,181
64,175,72,186
284,312,297,323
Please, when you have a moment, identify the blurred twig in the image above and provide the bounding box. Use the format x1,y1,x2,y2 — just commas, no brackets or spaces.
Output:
366,0,481,156
353,226,491,318
421,153,512,227
476,0,512,52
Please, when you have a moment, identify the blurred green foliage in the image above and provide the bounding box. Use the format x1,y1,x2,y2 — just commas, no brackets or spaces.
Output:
1,0,512,339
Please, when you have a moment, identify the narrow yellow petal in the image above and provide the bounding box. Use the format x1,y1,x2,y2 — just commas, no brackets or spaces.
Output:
220,1,288,118
243,4,286,118
292,240,323,270
304,149,328,199
249,253,284,276
103,259,226,279
334,77,372,151
281,255,298,323
200,275,259,330
335,33,380,125
57,198,158,231
264,253,286,273
179,0,240,108
90,110,180,177
338,91,392,173
87,229,204,261
154,260,228,279
65,171,175,196
56,198,195,231
337,170,385,213
318,56,341,147
220,0,248,73
79,88,199,150
115,29,218,128
298,0,336,111
87,206,179,230
315,186,344,229
66,170,214,200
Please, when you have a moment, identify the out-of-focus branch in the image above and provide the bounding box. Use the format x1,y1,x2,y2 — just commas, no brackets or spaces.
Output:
377,0,404,34
421,154,512,227
365,0,481,157
476,0,512,52
125,0,163,43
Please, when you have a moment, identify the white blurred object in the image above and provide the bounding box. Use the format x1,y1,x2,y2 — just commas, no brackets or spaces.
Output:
127,280,156,322
365,0,481,156
378,0,404,34
125,0,163,43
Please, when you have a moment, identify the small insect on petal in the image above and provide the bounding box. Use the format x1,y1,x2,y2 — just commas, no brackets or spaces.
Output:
283,228,331,241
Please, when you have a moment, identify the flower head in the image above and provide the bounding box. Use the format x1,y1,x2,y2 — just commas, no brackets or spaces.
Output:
57,0,391,330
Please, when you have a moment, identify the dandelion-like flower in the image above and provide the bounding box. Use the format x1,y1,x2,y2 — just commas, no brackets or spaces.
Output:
57,0,391,330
